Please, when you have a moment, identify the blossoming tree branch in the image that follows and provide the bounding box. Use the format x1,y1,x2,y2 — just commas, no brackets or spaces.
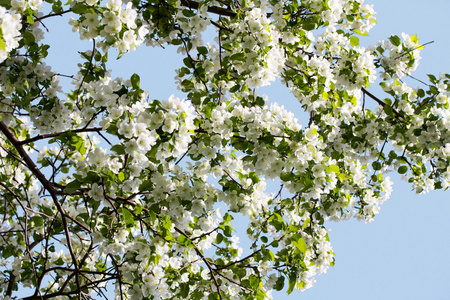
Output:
0,0,447,298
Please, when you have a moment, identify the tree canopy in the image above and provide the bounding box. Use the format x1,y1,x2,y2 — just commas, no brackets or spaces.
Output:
0,0,448,299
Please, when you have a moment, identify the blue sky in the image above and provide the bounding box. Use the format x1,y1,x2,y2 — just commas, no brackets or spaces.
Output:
39,0,450,299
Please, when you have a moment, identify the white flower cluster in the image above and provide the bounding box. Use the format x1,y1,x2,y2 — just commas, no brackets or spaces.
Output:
224,7,286,89
69,0,149,53
374,33,422,80
10,0,43,11
0,7,21,63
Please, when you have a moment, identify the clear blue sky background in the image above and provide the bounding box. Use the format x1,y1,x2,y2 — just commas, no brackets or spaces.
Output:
40,0,450,299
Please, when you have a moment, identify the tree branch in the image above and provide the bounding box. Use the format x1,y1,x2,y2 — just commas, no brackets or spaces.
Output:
0,121,82,298
361,87,405,120
180,0,237,17
18,127,104,145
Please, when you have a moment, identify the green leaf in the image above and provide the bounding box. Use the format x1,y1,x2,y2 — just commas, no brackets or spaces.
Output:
162,215,172,230
389,35,401,47
0,0,12,9
22,80,30,91
372,161,382,171
230,53,246,62
31,216,44,227
197,46,208,55
302,20,316,31
121,207,134,226
223,224,232,237
111,144,126,155
328,164,340,173
280,171,294,182
354,29,369,36
0,38,5,51
130,73,140,89
417,89,425,98
293,237,307,253
139,180,153,191
84,171,100,183
256,288,267,300
377,173,383,182
183,57,193,68
134,203,143,215
180,283,190,298
149,210,157,224
52,0,63,13
215,233,224,244
248,171,260,184
65,180,81,194
71,2,87,14
383,104,393,116
398,166,408,174
27,14,34,25
182,9,195,17
223,213,233,223
23,31,35,46
274,276,285,291
349,36,359,47
208,293,220,300
230,84,240,93
287,273,297,294
54,257,65,266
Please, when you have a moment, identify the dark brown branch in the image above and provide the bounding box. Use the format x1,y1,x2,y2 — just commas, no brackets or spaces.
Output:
6,274,15,297
75,40,96,108
173,226,223,299
0,122,56,192
38,266,114,277
18,127,103,145
180,0,237,17
361,87,404,120
0,121,82,298
211,20,233,33
34,10,71,22
216,234,284,271
20,275,117,300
